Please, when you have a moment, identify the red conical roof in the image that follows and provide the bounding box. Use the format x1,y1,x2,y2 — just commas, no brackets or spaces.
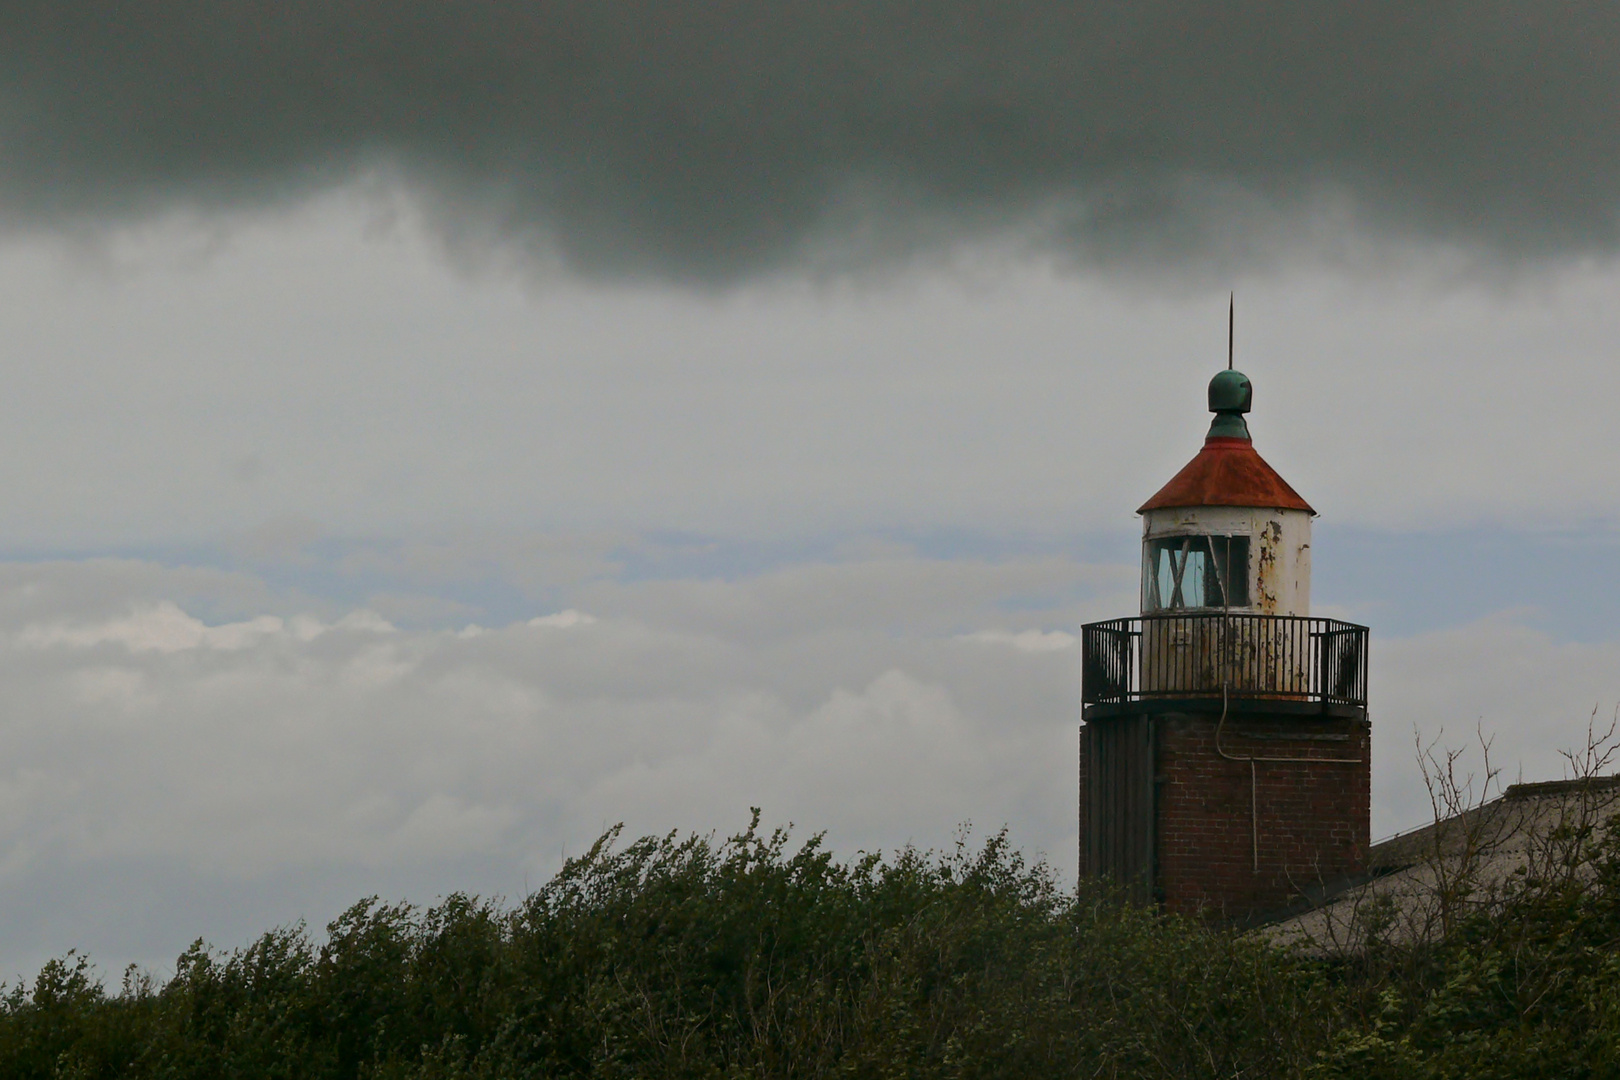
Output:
1137,436,1314,514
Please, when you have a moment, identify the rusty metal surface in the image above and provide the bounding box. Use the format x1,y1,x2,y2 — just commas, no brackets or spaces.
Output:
1137,436,1314,514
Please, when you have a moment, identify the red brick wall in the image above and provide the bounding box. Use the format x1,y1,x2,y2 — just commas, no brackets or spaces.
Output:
1154,712,1370,921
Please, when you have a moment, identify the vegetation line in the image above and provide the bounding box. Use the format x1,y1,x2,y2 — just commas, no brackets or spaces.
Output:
3,799,1619,1078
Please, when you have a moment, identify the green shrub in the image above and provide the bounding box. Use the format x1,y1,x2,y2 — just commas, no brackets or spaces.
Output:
4,813,1618,1079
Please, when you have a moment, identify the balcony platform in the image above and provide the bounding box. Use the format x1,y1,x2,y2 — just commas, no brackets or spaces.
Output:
1081,613,1369,720
1082,696,1367,720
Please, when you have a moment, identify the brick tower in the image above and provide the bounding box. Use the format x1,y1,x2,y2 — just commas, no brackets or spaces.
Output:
1078,366,1370,922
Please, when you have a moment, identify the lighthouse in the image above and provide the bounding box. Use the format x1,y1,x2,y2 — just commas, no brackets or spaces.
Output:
1079,367,1370,921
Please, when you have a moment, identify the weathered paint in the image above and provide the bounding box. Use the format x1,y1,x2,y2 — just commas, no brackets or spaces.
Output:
1138,505,1312,699
1140,505,1311,616
1136,613,1319,697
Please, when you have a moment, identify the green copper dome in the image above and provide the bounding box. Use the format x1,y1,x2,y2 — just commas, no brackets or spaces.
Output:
1206,369,1252,439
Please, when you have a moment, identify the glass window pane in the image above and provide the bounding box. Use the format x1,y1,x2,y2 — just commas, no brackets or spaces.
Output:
1221,536,1250,607
1143,535,1250,611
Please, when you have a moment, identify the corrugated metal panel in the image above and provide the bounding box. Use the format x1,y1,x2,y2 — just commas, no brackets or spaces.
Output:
1082,715,1155,901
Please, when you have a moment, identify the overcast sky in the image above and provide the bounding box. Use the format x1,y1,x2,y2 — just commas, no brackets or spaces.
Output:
3,2,1620,980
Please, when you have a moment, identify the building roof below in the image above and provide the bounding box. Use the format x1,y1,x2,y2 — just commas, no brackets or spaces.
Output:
1262,774,1620,953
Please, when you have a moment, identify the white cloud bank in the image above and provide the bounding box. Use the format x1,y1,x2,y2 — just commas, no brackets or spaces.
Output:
0,554,1127,977
0,554,1612,981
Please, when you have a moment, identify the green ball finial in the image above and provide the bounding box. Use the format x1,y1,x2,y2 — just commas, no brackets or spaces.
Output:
1207,369,1252,439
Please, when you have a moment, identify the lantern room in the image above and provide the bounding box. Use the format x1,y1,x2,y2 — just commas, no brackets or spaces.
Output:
1138,369,1313,619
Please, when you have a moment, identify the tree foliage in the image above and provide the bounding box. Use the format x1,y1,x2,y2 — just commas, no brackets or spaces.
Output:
2,810,1618,1079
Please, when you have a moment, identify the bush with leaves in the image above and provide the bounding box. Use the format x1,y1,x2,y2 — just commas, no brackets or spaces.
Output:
9,796,1620,1079
0,815,1337,1079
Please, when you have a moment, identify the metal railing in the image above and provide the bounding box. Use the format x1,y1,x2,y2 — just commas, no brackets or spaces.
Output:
1081,613,1368,708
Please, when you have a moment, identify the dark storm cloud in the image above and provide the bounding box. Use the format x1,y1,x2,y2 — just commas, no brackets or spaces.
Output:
2,2,1617,277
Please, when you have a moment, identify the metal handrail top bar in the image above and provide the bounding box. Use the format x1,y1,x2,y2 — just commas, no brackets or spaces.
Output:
1081,612,1368,630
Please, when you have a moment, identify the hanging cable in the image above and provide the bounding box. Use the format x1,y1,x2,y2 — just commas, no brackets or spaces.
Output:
1208,533,1361,874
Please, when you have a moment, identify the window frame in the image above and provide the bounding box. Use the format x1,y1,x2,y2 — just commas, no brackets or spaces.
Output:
1142,533,1251,612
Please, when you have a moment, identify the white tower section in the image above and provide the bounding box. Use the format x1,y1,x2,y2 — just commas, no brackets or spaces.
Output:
1140,505,1312,617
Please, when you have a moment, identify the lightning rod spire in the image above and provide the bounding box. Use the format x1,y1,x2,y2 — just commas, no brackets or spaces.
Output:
1227,292,1234,370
